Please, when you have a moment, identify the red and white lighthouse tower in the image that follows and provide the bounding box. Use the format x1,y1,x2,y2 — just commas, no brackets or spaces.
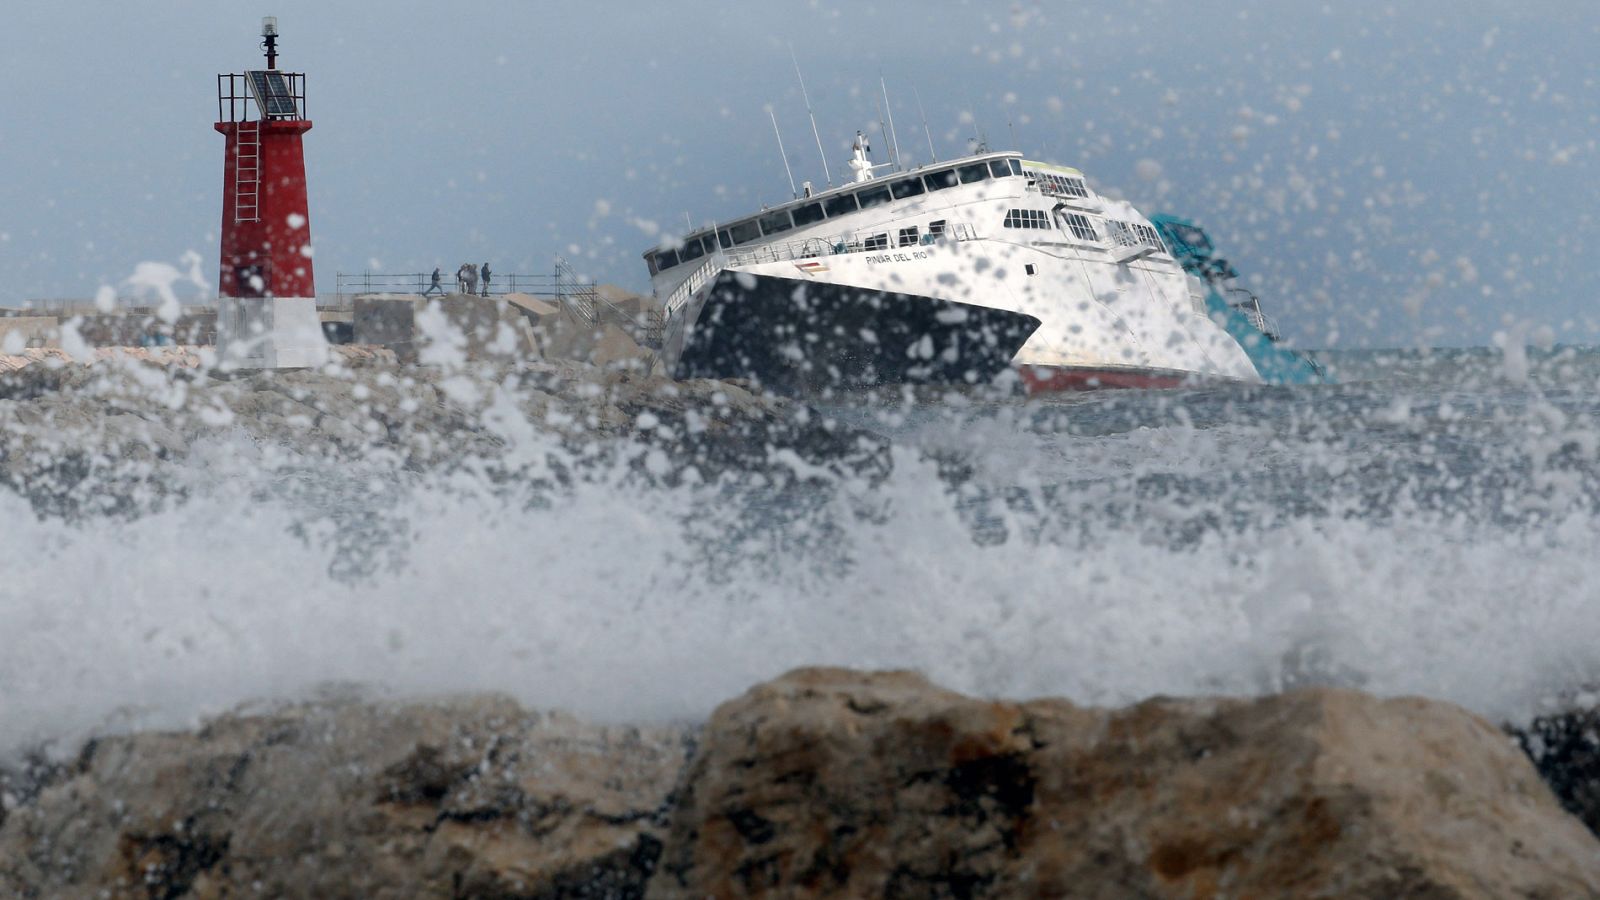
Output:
215,16,327,368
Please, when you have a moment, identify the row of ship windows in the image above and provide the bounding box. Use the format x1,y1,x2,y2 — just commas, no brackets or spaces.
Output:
1117,221,1167,249
1005,209,1096,242
1031,172,1090,199
1003,209,1166,250
649,158,1027,274
851,220,948,253
800,213,1162,257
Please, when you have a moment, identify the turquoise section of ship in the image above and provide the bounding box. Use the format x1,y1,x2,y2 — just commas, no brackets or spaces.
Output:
1150,215,1328,385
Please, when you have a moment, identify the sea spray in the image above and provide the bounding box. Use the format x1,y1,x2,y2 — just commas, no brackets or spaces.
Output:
5,347,1600,759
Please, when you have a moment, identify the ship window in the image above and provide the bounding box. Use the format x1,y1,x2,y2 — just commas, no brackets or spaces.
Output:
1135,223,1165,250
655,248,679,270
890,177,925,200
791,202,826,227
897,226,919,247
864,233,889,251
928,219,947,236
1107,220,1145,247
1008,159,1023,177
989,160,1011,178
759,209,794,236
923,168,960,191
680,235,707,262
957,163,990,184
1034,172,1090,199
824,193,858,217
857,184,892,208
1004,209,1048,229
1059,212,1098,242
646,254,660,276
729,219,761,245
717,229,734,249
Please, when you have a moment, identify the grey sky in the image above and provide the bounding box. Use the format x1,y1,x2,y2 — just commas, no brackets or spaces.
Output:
0,1,1595,347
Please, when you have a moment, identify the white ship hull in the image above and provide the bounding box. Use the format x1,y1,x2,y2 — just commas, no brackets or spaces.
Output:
646,152,1264,393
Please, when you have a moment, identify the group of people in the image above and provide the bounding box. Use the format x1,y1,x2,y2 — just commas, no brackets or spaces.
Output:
424,262,493,297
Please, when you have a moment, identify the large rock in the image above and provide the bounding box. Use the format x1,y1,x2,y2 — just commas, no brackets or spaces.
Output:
0,695,692,898
650,668,1600,898
0,316,60,351
524,312,650,372
353,293,537,365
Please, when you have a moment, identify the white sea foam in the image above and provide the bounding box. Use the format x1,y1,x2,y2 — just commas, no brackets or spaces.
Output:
3,408,1597,759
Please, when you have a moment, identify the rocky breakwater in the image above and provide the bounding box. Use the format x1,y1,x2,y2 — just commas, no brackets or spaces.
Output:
0,354,891,520
6,668,1600,898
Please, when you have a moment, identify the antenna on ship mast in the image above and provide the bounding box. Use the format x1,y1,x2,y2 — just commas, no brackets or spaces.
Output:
880,76,903,170
790,45,833,188
873,94,891,170
914,87,938,162
767,105,799,199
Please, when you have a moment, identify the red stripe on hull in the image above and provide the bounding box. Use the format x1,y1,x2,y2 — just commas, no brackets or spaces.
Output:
1018,364,1195,393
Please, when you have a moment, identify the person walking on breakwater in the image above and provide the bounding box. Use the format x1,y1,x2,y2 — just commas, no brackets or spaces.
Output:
424,267,444,296
464,263,479,296
480,262,492,297
455,263,469,294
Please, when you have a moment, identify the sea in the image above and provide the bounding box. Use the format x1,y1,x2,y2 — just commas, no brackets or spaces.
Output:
5,345,1600,756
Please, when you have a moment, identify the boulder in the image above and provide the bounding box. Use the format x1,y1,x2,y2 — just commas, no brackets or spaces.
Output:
352,294,424,362
502,291,559,319
354,293,539,365
0,695,692,898
650,668,1600,899
591,322,649,371
0,316,60,351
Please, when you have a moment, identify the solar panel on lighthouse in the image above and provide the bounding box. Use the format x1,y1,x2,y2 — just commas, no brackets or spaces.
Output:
246,70,298,119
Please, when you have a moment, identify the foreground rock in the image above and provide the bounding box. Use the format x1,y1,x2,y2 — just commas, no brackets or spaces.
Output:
4,670,1599,898
654,669,1600,898
0,695,692,898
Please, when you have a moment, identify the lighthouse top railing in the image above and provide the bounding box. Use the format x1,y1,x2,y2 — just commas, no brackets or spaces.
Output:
217,72,307,123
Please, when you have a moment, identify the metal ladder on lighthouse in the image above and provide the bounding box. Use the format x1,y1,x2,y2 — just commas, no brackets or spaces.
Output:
234,121,261,224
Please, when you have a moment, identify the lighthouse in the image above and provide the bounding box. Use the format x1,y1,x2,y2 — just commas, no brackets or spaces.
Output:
214,16,327,368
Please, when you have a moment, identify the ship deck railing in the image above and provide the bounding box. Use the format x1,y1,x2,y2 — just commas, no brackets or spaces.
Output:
1226,287,1281,340
661,222,981,318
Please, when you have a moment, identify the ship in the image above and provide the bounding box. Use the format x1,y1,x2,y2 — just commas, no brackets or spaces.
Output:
642,136,1320,395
